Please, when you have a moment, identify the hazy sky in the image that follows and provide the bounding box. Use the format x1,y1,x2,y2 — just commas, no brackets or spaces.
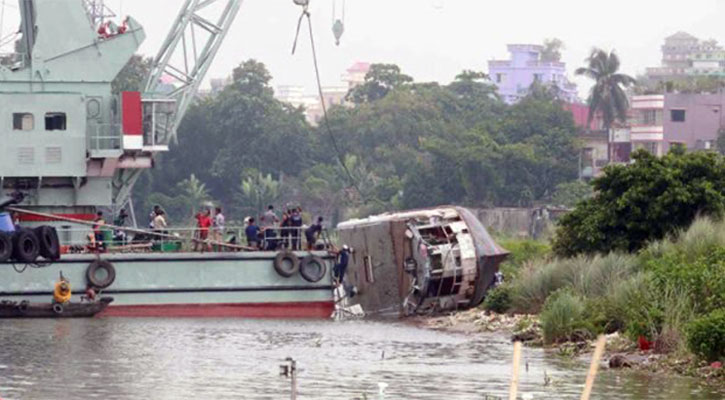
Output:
2,0,725,98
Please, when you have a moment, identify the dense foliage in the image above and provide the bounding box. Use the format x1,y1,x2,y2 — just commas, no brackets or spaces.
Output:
129,59,581,225
686,310,725,362
553,149,725,256
503,217,725,363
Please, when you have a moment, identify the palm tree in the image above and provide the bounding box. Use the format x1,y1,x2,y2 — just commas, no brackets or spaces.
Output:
237,172,280,218
178,174,211,219
576,49,636,162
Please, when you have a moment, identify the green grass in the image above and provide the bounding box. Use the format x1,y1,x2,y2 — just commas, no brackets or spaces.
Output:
504,216,725,362
540,290,591,344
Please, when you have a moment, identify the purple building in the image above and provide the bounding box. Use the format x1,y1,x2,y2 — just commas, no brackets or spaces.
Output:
488,44,578,104
631,93,725,155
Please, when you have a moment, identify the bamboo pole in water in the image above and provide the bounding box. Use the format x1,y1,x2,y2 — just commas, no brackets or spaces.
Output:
580,335,607,400
508,341,522,400
6,207,256,251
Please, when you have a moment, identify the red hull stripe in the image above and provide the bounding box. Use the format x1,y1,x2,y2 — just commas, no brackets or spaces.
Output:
98,301,335,319
17,213,97,222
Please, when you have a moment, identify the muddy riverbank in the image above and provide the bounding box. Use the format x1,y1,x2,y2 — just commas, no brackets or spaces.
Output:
415,309,725,388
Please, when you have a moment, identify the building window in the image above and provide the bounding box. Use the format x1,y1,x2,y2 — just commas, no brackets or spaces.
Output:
533,73,542,82
45,112,67,131
12,113,34,131
496,73,505,83
642,110,658,125
671,109,686,122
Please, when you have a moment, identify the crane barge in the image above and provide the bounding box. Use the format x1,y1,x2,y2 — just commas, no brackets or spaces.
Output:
0,0,335,318
0,0,507,319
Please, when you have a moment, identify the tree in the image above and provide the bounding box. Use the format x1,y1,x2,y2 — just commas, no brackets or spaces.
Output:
146,59,311,220
541,38,565,62
236,171,281,218
112,55,153,94
718,128,725,155
347,63,413,104
178,174,211,219
551,180,593,208
576,49,635,160
553,150,725,256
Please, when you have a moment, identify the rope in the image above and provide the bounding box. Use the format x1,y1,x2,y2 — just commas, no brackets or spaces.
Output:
291,7,366,202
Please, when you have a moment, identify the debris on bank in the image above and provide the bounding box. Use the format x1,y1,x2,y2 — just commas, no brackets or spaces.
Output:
416,309,541,340
417,309,725,387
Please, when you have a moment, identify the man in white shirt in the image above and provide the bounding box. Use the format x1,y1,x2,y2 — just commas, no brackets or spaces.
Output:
213,207,225,250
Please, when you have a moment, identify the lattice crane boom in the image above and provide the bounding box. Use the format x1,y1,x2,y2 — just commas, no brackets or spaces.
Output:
144,0,244,143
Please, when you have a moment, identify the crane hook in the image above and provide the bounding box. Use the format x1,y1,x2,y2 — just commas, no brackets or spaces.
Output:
332,19,344,46
331,0,345,46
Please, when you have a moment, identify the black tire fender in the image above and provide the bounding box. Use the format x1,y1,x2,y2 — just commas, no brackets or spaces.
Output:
0,231,12,262
53,303,64,314
11,228,40,263
273,251,300,278
35,226,61,261
86,259,116,289
299,255,327,283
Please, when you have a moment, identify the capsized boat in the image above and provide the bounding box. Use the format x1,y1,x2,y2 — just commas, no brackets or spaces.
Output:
0,297,113,319
336,206,509,317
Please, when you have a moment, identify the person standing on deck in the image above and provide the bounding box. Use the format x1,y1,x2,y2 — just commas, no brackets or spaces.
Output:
332,245,352,286
153,210,168,235
213,207,225,251
305,216,324,250
149,205,161,229
92,211,106,249
260,205,279,250
113,209,129,245
245,217,261,249
289,208,303,250
279,210,291,249
194,209,212,252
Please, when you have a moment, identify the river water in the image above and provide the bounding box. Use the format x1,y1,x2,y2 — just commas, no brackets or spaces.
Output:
0,319,722,400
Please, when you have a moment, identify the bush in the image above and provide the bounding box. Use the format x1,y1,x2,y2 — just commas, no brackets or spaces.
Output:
508,253,637,314
540,290,593,344
686,310,725,362
483,286,512,313
586,272,653,335
644,244,725,315
496,238,550,279
553,150,725,257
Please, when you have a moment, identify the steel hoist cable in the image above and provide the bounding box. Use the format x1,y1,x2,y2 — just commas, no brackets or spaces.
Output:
291,5,368,203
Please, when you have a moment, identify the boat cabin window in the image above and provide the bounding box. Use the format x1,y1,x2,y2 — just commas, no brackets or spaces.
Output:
45,113,67,131
12,113,34,131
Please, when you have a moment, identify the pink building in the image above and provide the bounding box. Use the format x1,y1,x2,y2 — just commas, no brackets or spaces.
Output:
342,62,371,89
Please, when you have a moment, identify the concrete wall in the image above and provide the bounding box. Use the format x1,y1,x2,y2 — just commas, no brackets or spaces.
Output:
471,207,569,238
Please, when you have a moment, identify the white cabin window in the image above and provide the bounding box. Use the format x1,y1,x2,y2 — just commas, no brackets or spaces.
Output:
13,113,34,131
45,113,67,131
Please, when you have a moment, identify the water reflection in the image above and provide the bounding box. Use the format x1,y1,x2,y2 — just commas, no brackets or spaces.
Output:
0,319,721,399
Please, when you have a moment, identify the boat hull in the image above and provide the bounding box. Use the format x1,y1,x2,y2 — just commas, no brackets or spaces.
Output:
0,297,113,318
0,251,335,319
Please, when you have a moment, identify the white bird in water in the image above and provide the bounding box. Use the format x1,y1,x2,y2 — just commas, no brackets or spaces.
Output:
377,382,388,399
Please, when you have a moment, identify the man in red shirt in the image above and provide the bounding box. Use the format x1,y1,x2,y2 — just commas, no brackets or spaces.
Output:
194,209,212,252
